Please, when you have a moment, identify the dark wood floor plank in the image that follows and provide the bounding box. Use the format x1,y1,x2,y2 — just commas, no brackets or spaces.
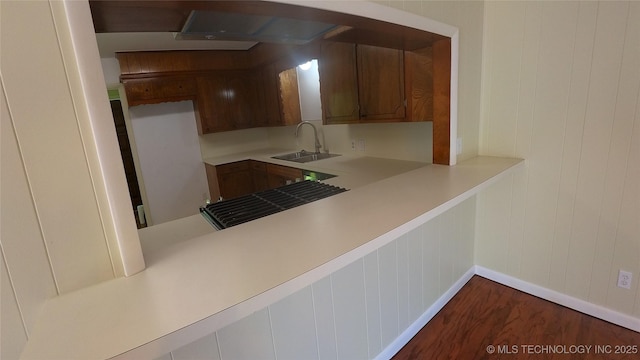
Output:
392,276,640,360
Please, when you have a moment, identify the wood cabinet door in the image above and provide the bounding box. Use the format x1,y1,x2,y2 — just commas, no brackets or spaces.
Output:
266,163,303,188
216,161,254,200
250,161,269,192
255,65,279,127
357,44,406,121
196,75,232,133
278,68,302,126
318,42,359,125
226,71,258,130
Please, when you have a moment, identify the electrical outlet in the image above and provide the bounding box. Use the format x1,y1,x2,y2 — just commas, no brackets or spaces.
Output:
617,270,632,289
456,137,463,155
357,138,366,152
351,139,356,151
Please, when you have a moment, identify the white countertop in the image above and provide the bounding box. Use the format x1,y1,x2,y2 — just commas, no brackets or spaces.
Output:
203,148,430,189
21,155,523,360
138,150,428,252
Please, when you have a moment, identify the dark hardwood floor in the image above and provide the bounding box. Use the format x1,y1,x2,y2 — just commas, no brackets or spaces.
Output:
392,276,640,359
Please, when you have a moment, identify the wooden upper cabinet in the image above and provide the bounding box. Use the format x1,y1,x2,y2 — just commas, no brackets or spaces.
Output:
256,63,281,127
319,42,360,125
196,74,232,134
225,71,258,130
318,42,406,124
278,68,302,126
356,45,405,121
122,76,196,106
256,63,304,127
195,71,258,134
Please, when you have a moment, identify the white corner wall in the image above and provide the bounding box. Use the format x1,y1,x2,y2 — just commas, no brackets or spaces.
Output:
477,1,640,318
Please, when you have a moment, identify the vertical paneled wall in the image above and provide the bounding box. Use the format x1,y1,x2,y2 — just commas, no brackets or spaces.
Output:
477,1,639,317
154,198,476,360
0,81,57,360
1,1,117,358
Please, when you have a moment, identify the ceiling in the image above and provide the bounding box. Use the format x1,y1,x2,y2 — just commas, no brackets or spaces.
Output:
90,0,447,58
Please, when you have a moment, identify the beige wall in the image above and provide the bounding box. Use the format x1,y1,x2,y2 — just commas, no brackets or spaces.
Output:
476,1,639,317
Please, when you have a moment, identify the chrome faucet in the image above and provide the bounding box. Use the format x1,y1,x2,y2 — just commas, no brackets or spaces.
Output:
295,121,322,154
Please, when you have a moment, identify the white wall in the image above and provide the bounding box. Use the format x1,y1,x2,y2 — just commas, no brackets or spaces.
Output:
476,1,640,317
153,198,476,360
101,57,121,86
129,101,210,224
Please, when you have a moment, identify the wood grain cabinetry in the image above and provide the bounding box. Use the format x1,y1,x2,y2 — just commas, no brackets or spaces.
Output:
256,64,280,127
207,160,304,200
256,63,303,127
356,44,405,121
196,74,230,133
319,42,404,124
318,42,360,124
319,41,436,125
214,161,254,200
195,71,259,134
404,47,434,122
250,160,269,192
266,163,303,188
122,76,196,106
277,67,302,126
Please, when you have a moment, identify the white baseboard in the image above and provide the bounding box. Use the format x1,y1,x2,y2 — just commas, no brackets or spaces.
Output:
475,266,640,333
374,267,476,360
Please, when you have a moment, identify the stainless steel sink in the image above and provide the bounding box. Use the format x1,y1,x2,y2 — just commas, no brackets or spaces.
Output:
272,150,341,163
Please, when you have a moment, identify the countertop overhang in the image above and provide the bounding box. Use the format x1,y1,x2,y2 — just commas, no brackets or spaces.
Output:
20,155,524,360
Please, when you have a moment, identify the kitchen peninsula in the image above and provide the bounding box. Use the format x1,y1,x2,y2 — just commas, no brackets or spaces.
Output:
138,150,431,253
20,155,523,359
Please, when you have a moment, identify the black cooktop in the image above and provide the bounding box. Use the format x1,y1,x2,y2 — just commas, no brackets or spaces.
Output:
200,180,348,229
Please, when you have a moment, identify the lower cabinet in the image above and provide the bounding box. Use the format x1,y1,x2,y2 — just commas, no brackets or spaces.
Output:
266,163,303,188
251,160,269,192
214,161,254,200
206,160,304,201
